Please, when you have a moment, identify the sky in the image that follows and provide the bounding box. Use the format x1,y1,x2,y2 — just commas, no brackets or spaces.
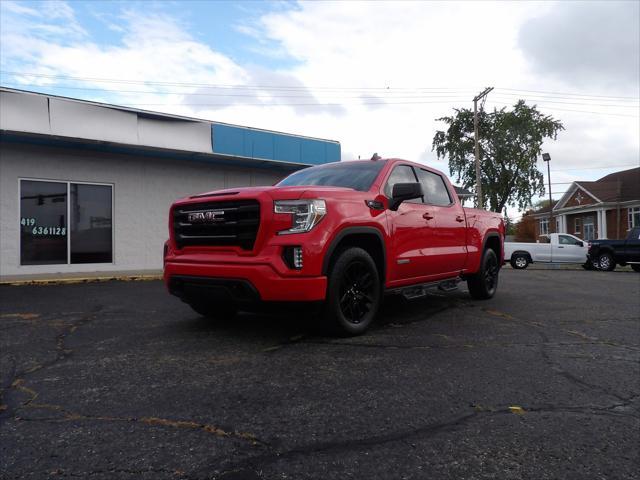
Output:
1,0,638,219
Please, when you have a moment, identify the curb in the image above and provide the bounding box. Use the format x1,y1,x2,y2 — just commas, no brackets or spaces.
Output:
0,274,163,286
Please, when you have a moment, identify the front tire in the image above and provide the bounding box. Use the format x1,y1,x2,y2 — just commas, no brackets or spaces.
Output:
324,247,381,336
597,252,616,271
510,253,529,270
468,249,500,300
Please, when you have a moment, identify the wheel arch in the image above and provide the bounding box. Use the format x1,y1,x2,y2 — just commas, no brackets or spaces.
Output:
483,232,502,262
510,250,532,263
322,227,386,284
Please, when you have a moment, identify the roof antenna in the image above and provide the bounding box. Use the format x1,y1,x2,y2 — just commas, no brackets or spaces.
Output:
371,152,381,161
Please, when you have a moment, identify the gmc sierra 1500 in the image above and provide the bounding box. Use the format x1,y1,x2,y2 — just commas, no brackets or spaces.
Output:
164,158,505,335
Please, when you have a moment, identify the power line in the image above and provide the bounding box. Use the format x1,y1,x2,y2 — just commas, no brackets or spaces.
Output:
549,164,638,171
491,102,638,118
2,71,638,100
0,71,474,92
4,83,637,108
490,95,638,109
0,83,474,99
495,87,638,101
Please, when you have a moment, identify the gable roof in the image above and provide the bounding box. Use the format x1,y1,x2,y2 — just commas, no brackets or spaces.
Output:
553,166,640,211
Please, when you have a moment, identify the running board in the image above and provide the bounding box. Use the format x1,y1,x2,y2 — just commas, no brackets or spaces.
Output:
387,277,462,300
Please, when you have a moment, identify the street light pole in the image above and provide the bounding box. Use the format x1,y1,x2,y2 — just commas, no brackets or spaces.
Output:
542,152,553,233
473,87,493,209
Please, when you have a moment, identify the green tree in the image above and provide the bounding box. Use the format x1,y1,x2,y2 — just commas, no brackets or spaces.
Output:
432,100,564,212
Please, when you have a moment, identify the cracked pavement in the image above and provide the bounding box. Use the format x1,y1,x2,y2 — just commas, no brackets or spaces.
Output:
0,268,638,479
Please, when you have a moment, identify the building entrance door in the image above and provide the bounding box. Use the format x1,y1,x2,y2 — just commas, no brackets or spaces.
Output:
583,217,595,240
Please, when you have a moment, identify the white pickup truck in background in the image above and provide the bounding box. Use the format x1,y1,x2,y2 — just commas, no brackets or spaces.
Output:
504,233,589,269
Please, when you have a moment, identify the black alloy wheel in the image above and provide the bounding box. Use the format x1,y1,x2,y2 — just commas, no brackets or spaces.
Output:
339,260,375,324
325,247,381,336
468,248,500,300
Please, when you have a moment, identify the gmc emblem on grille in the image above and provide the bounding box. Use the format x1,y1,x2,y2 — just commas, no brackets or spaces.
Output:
188,210,225,223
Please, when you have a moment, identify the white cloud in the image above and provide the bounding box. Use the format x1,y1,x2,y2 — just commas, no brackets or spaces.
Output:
0,0,638,217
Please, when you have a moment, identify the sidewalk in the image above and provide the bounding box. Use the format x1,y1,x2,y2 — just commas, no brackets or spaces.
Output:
0,269,163,285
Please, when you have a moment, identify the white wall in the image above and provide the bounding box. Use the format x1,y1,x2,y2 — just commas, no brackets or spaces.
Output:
0,143,286,277
0,91,213,154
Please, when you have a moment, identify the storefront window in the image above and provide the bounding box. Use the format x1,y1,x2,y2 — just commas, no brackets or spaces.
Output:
20,180,113,266
70,184,113,263
20,180,68,265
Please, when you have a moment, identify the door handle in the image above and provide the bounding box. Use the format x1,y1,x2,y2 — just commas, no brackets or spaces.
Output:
455,215,465,223
423,212,434,220
557,246,564,248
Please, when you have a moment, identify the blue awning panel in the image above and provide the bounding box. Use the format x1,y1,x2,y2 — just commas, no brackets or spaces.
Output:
211,123,340,166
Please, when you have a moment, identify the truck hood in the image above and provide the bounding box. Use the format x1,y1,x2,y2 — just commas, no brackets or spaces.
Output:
180,185,357,202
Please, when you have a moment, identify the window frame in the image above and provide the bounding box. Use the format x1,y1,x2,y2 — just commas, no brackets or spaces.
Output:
415,168,454,207
382,164,422,204
574,217,581,234
539,218,549,236
19,178,115,267
559,234,581,246
628,207,640,230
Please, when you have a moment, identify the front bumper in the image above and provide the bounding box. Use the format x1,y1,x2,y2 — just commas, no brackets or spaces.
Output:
164,261,327,302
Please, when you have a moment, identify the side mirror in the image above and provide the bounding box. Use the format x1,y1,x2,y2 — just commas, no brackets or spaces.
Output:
389,182,423,211
578,241,584,247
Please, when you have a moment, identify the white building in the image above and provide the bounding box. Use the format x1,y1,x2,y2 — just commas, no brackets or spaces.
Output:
0,88,340,280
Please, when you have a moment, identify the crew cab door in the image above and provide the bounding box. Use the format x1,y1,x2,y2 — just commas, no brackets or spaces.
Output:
383,164,434,282
414,167,468,274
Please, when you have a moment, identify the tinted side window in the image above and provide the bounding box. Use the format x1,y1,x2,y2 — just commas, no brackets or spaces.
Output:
416,169,452,206
384,165,420,202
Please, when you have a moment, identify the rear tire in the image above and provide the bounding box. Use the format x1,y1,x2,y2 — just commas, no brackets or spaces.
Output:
631,264,640,272
510,253,529,270
597,252,616,271
188,300,237,320
324,247,381,336
468,249,500,300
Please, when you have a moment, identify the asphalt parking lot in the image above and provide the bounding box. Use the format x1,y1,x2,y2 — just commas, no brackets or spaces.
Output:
1,268,638,479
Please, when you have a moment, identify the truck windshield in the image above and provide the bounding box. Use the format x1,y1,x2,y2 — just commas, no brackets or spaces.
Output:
277,161,387,191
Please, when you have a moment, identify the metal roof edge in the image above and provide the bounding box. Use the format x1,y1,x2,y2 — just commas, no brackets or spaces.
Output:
0,130,317,171
0,86,341,145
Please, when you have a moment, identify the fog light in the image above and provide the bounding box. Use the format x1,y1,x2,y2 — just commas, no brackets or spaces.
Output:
283,246,303,270
293,246,303,269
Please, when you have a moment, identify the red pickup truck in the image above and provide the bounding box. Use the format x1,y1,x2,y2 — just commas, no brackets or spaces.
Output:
164,158,504,335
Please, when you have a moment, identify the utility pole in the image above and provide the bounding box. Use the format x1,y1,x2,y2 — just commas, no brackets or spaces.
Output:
473,87,493,209
542,152,553,233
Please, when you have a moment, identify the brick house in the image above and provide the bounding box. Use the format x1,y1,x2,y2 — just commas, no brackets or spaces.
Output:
532,167,640,240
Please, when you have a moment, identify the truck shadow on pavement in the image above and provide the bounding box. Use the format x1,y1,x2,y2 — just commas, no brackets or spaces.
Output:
173,290,467,342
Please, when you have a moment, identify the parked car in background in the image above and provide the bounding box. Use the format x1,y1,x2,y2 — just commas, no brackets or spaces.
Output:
504,233,588,269
587,227,640,272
